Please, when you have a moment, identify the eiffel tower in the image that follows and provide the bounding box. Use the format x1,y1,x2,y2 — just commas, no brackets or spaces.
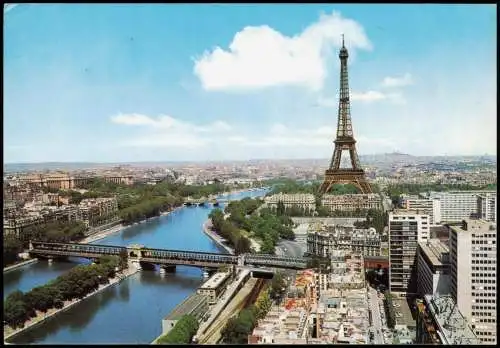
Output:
319,36,372,195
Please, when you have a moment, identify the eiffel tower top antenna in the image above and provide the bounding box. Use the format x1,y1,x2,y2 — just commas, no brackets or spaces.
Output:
342,34,344,47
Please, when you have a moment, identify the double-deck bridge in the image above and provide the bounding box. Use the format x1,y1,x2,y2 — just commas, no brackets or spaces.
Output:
28,241,308,271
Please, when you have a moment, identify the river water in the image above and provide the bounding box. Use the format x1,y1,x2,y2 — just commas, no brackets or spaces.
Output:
5,189,267,344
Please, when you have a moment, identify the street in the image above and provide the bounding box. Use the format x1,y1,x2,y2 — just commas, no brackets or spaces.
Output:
367,286,385,344
276,239,305,258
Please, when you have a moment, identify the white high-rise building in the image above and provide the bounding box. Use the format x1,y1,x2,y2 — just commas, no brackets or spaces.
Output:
388,210,430,295
429,191,495,223
449,219,497,344
405,198,441,225
477,192,497,222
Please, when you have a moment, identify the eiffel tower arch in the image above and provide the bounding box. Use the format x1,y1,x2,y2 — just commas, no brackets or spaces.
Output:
319,36,372,196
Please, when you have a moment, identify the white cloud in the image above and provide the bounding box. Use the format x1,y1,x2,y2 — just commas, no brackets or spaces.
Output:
193,11,372,92
381,73,413,88
111,113,393,153
111,113,232,148
351,91,386,102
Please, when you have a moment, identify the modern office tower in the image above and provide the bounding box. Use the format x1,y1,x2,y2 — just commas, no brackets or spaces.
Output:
417,239,450,297
429,191,495,223
388,210,430,295
449,219,497,344
477,192,497,222
405,198,441,225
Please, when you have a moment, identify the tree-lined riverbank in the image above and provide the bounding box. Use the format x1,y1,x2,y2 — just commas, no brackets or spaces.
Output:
4,188,269,345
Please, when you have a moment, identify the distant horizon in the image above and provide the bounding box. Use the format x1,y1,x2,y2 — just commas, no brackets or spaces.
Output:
4,152,497,167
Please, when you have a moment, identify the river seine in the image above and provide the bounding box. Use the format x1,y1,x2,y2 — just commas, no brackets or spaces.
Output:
5,189,267,344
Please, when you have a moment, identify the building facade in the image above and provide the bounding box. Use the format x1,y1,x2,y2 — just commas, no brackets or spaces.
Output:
79,197,118,227
417,239,450,297
449,219,497,344
307,226,381,258
264,193,315,211
477,192,497,222
405,198,441,225
321,194,381,213
388,210,430,295
196,272,231,305
429,191,495,223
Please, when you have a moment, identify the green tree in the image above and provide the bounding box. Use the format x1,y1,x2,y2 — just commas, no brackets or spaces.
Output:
157,314,199,344
3,237,23,267
269,272,286,300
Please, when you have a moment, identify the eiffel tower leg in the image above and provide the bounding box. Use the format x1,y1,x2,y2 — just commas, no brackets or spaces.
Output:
319,179,334,195
357,179,372,194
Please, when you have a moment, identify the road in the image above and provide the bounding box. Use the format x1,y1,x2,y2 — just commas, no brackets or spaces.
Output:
276,239,304,258
275,239,304,289
367,286,385,344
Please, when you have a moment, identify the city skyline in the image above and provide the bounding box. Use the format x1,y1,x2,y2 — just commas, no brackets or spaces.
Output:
4,4,496,163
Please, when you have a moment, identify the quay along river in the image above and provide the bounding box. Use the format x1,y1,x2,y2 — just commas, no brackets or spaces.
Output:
4,188,268,344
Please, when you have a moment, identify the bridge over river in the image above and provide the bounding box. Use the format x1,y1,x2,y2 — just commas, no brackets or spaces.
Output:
28,241,308,271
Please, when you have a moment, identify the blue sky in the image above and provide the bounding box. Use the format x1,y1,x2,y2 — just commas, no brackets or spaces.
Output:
4,4,497,163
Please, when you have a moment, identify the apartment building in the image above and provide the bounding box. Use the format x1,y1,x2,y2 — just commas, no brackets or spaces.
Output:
417,239,450,297
405,198,441,225
3,215,43,239
388,210,430,295
449,220,497,344
321,194,381,213
477,192,497,222
79,197,118,227
264,193,315,210
429,191,495,223
18,173,134,190
307,225,381,258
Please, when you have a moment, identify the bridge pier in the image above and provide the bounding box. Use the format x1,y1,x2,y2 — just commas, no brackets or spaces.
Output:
128,259,142,271
48,257,53,265
160,265,176,274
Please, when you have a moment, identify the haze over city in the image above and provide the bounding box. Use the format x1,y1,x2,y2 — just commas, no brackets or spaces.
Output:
4,4,496,164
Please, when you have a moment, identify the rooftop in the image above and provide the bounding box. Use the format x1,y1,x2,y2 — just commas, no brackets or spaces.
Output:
450,219,496,234
199,272,230,289
163,293,207,321
424,295,480,345
418,239,449,267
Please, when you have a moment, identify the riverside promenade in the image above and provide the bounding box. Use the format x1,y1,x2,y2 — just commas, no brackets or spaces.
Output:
4,266,139,342
202,220,234,255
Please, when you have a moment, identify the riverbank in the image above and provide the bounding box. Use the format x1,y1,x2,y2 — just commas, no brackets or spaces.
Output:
202,220,234,255
3,258,38,273
79,206,184,244
4,266,139,342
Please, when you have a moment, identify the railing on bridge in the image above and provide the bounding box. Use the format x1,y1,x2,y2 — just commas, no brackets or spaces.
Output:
29,241,308,270
139,247,237,265
244,254,308,270
29,241,125,257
